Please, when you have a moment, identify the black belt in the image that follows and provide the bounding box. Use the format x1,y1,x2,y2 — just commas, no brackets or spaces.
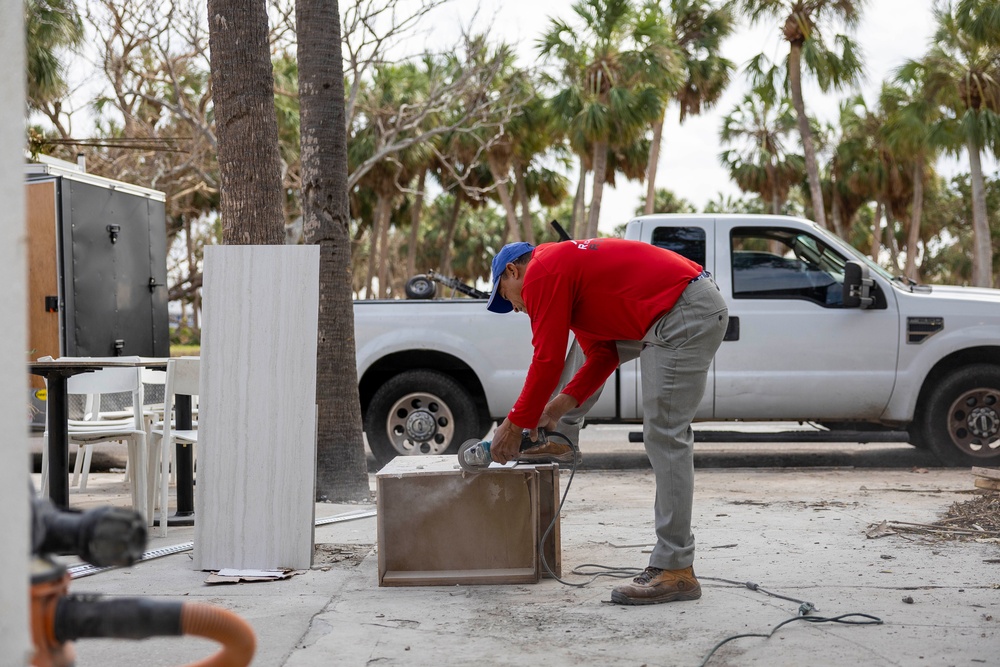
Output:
689,269,711,284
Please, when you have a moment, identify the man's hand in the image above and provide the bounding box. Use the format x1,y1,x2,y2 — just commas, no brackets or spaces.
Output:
490,418,524,464
536,393,578,433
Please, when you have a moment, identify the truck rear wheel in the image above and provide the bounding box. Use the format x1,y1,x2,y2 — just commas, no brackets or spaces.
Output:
365,370,482,467
918,364,1000,467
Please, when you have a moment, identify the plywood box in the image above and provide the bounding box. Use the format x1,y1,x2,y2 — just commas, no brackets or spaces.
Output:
376,456,561,586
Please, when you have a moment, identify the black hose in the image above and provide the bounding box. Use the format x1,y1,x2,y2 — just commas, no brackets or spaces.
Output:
55,595,184,641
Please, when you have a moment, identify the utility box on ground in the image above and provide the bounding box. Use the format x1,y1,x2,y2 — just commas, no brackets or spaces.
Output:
25,159,169,420
376,456,561,586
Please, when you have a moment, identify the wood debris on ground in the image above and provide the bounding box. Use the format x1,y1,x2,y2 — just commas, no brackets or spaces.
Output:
867,468,1000,542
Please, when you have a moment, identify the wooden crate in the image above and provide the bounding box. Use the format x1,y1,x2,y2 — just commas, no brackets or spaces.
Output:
376,456,561,586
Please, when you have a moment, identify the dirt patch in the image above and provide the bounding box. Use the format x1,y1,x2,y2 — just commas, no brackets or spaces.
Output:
313,543,373,568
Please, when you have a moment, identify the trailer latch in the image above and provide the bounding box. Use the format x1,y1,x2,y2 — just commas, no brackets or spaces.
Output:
114,339,125,356
107,224,121,244
148,277,165,292
45,296,59,313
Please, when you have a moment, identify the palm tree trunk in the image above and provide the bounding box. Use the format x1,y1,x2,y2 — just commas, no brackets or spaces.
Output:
207,0,285,245
406,169,426,279
513,161,535,244
571,160,586,238
870,200,883,262
644,117,664,215
377,198,392,298
766,161,781,215
439,195,462,277
586,140,608,239
967,139,993,287
296,0,369,501
831,189,845,240
487,155,521,244
885,201,901,272
788,42,827,230
366,195,389,298
904,158,924,281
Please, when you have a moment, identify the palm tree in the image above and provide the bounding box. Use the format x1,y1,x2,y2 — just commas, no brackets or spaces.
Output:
883,71,941,281
352,63,427,297
913,0,1000,287
296,0,369,500
735,0,866,230
719,91,803,215
643,0,734,215
835,90,912,266
25,0,84,137
207,0,284,245
539,0,679,239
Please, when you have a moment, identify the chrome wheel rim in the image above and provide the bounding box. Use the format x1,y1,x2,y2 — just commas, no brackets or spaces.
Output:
384,391,455,455
947,387,1000,458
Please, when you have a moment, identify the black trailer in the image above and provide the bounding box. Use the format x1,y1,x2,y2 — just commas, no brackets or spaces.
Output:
26,159,169,423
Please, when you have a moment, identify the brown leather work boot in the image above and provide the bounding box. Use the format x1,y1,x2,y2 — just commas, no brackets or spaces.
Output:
517,440,578,464
610,565,702,605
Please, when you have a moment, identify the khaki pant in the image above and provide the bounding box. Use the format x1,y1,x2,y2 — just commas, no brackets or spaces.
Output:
554,277,728,569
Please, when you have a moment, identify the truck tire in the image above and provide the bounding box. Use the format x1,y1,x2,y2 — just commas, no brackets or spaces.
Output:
917,364,1000,467
365,369,481,467
404,275,436,299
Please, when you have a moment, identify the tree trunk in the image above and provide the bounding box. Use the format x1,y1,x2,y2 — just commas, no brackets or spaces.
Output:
364,197,387,299
487,155,521,244
406,169,426,279
586,141,608,239
377,197,392,298
885,201,901,272
904,158,924,281
643,116,664,215
207,0,284,245
967,138,993,287
830,180,846,240
766,160,781,215
571,160,586,239
788,42,827,230
296,0,369,502
439,195,462,277
870,200,883,262
513,160,534,244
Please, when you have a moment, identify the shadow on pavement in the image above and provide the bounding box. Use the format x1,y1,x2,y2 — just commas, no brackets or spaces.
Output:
580,444,944,470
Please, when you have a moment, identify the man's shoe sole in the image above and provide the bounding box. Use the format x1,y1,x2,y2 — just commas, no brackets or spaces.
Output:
609,588,702,606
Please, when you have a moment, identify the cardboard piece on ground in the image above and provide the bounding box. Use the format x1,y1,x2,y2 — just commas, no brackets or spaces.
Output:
204,568,304,584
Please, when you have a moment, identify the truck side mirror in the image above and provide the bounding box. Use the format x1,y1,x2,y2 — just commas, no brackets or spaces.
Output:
843,261,874,309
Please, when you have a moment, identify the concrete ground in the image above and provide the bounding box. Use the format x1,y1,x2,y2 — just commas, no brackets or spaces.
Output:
29,429,999,667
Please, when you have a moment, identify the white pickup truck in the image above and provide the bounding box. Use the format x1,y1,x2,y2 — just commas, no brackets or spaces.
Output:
355,214,1000,468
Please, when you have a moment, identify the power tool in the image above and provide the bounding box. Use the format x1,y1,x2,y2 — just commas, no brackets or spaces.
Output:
457,428,578,472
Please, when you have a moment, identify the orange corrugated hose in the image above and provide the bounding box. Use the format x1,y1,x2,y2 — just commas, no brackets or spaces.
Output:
180,602,256,667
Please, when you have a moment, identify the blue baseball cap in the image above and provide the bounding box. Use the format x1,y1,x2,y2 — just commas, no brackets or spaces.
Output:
487,242,535,313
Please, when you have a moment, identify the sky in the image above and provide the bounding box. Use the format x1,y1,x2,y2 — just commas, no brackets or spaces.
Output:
422,0,999,233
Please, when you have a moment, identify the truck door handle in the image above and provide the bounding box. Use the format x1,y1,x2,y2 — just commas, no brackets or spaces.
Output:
724,316,739,342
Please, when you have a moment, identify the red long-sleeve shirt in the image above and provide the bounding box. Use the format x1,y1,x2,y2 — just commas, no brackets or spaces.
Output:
507,238,701,428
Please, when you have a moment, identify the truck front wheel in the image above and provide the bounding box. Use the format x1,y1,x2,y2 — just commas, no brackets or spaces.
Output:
365,370,482,467
917,364,1000,466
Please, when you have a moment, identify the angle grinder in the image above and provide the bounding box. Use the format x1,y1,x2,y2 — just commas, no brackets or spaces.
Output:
457,428,578,473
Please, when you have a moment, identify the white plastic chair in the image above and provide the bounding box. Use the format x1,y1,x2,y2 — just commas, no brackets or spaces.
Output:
150,356,200,536
40,357,150,521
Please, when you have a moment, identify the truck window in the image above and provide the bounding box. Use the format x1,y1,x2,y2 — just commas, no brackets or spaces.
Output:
650,226,706,266
730,227,846,307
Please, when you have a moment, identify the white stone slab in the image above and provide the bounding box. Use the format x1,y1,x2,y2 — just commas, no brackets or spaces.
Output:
194,245,319,570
